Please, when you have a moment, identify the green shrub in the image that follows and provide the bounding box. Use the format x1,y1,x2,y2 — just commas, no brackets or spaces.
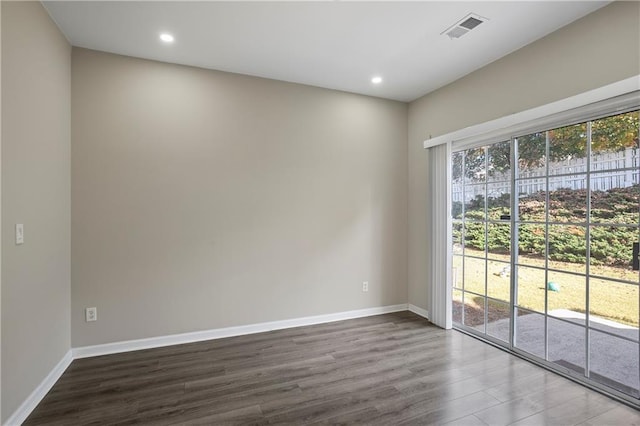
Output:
458,184,639,266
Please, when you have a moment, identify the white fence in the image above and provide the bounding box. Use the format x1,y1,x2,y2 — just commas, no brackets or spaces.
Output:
453,147,639,203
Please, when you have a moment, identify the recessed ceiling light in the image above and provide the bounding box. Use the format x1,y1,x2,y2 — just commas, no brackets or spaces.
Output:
371,76,383,84
160,33,174,43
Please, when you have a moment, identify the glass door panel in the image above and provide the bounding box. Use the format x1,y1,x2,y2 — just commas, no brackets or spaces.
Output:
486,260,511,302
514,265,546,314
586,112,639,398
517,224,545,266
548,122,588,174
452,288,463,324
464,293,486,333
487,141,511,182
548,225,587,274
451,110,639,403
452,141,511,344
548,317,586,375
486,299,510,343
590,330,639,398
548,175,587,223
514,307,545,359
546,271,586,323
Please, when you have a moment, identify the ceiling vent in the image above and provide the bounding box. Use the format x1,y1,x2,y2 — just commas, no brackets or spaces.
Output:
442,13,487,39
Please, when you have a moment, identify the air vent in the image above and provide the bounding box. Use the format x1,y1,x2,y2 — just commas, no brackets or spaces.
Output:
447,27,469,39
442,13,488,39
460,16,483,30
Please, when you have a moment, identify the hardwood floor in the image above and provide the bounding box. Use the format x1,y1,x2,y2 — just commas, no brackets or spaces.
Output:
24,312,639,425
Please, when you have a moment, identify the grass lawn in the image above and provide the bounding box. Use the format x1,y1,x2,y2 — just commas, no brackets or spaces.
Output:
453,248,639,327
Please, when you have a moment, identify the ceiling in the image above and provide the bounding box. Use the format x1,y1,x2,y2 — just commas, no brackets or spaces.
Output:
43,1,608,102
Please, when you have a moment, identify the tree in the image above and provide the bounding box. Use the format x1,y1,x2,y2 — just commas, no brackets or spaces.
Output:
455,111,639,178
592,112,639,153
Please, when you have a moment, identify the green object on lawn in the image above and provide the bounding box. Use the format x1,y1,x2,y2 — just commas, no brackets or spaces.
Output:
548,281,560,292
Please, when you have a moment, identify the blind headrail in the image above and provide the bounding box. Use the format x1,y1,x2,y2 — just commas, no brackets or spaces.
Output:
423,76,640,151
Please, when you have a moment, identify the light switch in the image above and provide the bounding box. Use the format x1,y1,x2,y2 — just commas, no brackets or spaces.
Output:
16,224,24,245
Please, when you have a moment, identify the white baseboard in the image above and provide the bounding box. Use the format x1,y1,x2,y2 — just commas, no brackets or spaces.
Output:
5,350,73,426
73,303,409,359
408,304,429,320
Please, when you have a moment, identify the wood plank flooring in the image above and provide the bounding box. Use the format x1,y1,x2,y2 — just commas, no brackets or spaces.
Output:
24,312,639,425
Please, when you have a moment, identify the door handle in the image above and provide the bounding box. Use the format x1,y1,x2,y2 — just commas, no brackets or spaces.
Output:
633,242,639,271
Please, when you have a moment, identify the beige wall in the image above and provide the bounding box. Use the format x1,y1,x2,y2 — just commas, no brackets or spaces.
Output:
1,1,71,421
407,1,640,310
71,48,408,346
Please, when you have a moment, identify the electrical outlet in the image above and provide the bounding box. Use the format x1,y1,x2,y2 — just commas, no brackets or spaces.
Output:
85,307,97,322
15,224,24,245
362,281,369,292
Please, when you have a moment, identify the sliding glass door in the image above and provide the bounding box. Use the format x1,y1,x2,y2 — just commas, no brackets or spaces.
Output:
451,110,640,403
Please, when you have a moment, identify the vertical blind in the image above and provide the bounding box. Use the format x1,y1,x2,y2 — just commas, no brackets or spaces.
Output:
427,142,452,329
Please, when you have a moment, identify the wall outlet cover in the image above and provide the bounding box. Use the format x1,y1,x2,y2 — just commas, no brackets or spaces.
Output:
85,307,97,322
